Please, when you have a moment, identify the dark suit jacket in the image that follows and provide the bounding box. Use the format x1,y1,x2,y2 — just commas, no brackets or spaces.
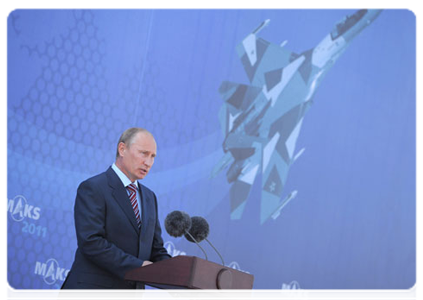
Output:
62,167,170,289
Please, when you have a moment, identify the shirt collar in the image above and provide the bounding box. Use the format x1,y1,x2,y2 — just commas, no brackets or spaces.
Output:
111,163,139,189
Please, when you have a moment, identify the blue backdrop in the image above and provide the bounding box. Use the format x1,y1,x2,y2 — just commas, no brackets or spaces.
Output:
7,9,415,289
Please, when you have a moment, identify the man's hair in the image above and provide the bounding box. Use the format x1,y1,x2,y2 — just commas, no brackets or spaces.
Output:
116,127,153,158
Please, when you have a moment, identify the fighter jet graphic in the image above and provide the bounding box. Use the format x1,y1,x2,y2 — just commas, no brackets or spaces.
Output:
211,9,382,224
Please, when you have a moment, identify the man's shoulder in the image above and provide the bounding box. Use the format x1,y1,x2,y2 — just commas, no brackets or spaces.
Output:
80,168,111,186
138,182,155,197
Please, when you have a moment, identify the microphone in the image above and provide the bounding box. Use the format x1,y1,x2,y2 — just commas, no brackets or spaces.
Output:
164,211,208,260
184,216,209,242
164,210,191,237
184,216,225,266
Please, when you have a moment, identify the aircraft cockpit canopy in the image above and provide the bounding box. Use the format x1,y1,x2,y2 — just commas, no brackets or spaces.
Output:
330,9,367,40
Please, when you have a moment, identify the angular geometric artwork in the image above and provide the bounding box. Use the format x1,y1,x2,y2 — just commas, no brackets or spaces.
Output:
211,10,383,224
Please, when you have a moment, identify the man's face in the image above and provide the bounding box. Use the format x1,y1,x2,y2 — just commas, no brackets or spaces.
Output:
118,132,157,182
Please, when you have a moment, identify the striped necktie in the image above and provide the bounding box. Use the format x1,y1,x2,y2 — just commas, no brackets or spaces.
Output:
126,183,141,228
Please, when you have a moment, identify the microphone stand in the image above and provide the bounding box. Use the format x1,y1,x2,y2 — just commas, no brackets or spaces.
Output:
205,238,225,266
184,231,208,261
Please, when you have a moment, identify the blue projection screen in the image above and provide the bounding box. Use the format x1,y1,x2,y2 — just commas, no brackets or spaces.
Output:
7,9,415,289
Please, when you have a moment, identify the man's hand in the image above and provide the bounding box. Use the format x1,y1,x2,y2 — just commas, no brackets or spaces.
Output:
142,260,153,267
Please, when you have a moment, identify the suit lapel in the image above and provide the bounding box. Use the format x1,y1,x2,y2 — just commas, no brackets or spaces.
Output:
106,167,140,234
137,182,153,258
138,182,147,225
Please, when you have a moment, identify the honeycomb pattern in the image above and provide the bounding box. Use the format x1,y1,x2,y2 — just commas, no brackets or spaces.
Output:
7,10,113,289
12,10,112,176
8,9,222,289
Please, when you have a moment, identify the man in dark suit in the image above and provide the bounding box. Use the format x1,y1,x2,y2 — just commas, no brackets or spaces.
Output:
62,128,171,289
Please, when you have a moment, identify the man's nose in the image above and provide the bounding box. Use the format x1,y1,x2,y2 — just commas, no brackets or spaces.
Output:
144,157,154,167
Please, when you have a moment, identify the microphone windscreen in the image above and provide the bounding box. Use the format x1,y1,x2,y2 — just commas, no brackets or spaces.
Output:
185,216,209,243
165,211,192,237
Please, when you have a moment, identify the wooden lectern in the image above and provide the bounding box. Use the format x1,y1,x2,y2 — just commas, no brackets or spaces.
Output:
124,256,254,289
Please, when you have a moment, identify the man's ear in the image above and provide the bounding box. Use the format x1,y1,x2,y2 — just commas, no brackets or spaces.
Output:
118,142,126,157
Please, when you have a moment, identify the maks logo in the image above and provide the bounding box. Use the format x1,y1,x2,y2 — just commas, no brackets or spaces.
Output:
8,195,41,222
34,258,70,285
281,281,310,300
164,241,186,257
